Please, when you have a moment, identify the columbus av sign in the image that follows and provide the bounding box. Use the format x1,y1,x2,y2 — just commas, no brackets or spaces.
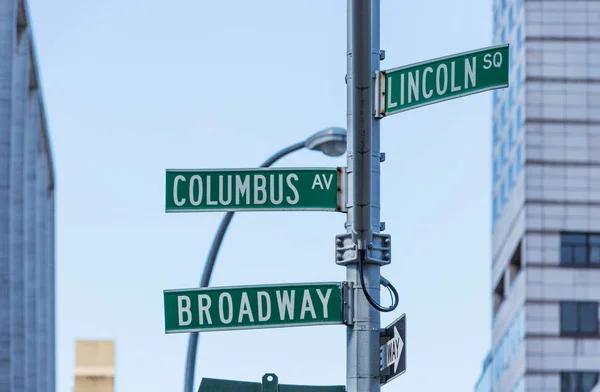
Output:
165,168,345,213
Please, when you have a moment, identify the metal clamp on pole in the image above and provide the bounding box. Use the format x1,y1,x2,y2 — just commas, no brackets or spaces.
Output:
342,281,355,326
335,233,391,266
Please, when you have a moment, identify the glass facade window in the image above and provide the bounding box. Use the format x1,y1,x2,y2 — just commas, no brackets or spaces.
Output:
516,26,522,51
508,8,514,31
508,163,514,190
516,145,523,173
492,309,525,385
561,233,600,267
0,2,57,390
512,378,524,392
493,158,499,182
516,106,523,134
474,354,492,392
493,7,500,34
493,196,498,223
561,372,599,392
508,125,514,148
560,301,599,336
501,142,507,166
493,122,499,144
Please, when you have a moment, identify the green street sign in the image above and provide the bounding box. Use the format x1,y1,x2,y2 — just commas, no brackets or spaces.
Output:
199,373,345,392
165,168,345,213
163,282,345,333
376,44,509,116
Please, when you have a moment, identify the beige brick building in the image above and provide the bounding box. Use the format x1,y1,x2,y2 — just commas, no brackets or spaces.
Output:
74,340,115,392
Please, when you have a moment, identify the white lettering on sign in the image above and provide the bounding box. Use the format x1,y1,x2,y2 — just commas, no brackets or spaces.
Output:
235,175,250,204
238,292,254,323
218,292,233,324
465,58,476,88
408,70,419,103
387,337,400,369
269,174,283,205
316,288,332,318
218,175,232,205
380,326,404,373
323,174,333,190
300,289,316,320
176,288,336,328
257,291,271,322
197,294,212,325
483,54,492,69
206,176,217,205
286,174,299,204
178,295,192,326
174,175,187,206
176,173,310,207
311,174,334,190
436,64,448,95
451,61,461,92
312,175,323,190
254,175,267,205
276,290,295,321
400,74,405,105
387,56,482,110
483,51,503,69
422,67,433,99
387,76,398,108
189,175,203,206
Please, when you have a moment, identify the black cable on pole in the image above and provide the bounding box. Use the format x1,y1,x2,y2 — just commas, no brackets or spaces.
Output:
358,249,398,312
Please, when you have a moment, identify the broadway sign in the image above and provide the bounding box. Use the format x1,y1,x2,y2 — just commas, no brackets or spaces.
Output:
163,282,345,333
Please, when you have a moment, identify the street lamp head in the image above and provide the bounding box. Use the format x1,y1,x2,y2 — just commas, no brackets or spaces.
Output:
304,127,347,157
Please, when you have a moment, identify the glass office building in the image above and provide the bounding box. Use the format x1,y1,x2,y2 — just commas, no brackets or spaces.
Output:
476,0,600,391
0,0,56,391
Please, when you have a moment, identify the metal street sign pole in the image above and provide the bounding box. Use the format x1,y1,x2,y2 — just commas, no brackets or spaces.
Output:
343,0,383,391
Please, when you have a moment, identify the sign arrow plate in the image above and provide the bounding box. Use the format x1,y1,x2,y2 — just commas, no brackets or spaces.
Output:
380,313,406,385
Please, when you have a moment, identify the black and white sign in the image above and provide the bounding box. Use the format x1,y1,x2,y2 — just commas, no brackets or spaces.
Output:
380,313,406,385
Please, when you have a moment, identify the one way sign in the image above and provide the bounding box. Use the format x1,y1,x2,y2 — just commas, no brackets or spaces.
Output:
380,313,406,385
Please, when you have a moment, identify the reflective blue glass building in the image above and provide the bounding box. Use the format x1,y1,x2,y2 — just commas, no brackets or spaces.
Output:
0,1,56,391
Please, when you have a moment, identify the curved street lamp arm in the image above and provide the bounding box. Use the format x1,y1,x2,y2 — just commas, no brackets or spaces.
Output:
258,141,305,168
183,141,306,392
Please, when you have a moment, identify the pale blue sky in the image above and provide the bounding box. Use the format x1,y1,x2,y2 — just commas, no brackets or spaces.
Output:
29,0,493,390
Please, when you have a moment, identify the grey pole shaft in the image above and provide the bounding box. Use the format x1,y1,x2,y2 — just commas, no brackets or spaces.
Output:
346,0,381,391
350,0,373,251
183,142,306,392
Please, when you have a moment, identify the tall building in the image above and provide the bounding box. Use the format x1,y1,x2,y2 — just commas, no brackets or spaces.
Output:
475,0,600,392
74,340,115,392
0,1,56,391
